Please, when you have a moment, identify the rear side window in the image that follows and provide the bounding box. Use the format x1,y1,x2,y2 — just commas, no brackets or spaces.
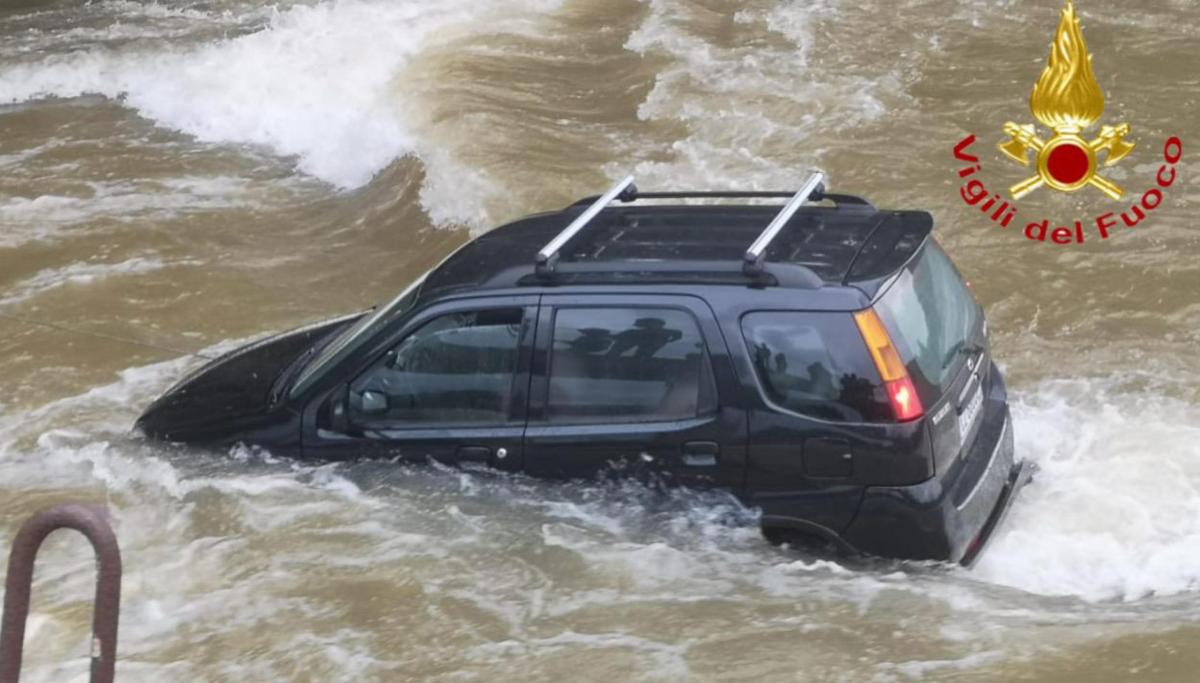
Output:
547,308,716,423
875,242,982,404
742,312,891,422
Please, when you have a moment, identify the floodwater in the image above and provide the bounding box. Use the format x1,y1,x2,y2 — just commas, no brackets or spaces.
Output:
1,0,1198,680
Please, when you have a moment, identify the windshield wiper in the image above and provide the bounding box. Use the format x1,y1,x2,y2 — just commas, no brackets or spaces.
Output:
270,344,321,405
942,342,985,369
270,315,370,404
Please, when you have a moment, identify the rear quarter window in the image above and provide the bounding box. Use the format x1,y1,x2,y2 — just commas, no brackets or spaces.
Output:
741,312,891,422
875,241,982,405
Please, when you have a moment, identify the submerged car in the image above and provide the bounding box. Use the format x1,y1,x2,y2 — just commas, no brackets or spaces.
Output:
137,171,1033,566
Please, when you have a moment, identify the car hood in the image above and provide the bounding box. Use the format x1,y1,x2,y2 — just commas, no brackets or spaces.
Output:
136,314,361,442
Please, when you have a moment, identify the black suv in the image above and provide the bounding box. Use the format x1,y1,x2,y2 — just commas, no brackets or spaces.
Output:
137,172,1032,566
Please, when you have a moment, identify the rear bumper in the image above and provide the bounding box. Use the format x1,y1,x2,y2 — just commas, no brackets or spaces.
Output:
840,411,1030,564
960,457,1035,567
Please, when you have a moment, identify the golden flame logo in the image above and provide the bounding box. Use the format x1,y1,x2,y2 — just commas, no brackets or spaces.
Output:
998,1,1134,199
1030,1,1103,133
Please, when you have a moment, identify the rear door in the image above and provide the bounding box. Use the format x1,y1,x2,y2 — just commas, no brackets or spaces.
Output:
303,295,538,471
523,294,746,490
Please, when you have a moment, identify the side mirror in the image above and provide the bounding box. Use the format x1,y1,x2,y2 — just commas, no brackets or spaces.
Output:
358,390,388,415
321,385,387,436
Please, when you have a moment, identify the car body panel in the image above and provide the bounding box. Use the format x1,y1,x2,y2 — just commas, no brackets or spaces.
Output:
135,315,357,450
522,293,747,491
842,362,1016,562
135,200,1029,565
299,295,539,471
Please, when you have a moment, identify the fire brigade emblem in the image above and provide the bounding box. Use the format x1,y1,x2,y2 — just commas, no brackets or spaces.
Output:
998,1,1134,200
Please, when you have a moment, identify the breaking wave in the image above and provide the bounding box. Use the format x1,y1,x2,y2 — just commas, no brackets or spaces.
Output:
0,0,925,229
0,0,561,226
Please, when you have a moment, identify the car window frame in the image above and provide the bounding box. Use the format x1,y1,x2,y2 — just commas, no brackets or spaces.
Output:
531,295,721,427
306,294,540,434
347,308,526,430
288,273,428,400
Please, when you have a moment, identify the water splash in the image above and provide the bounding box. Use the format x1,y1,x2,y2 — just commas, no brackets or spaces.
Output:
974,376,1200,601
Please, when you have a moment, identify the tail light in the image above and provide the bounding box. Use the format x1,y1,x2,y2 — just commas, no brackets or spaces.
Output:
854,309,924,422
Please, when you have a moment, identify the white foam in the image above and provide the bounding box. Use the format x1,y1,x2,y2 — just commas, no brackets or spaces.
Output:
0,0,269,70
0,256,176,307
95,0,227,23
7,340,1200,610
0,0,560,227
0,177,300,244
973,377,1200,601
6,347,1200,683
876,651,1005,681
474,630,691,678
0,139,67,169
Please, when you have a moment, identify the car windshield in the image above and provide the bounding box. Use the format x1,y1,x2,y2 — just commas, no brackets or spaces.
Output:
288,273,427,398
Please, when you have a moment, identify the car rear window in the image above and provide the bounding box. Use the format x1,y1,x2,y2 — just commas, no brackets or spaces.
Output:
547,307,716,423
874,241,982,405
742,312,891,422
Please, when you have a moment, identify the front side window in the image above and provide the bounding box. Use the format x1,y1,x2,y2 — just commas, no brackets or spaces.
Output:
742,312,891,422
874,241,982,404
547,307,715,423
348,308,523,426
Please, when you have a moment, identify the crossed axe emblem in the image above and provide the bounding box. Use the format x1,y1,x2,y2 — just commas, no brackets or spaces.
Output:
999,122,1136,200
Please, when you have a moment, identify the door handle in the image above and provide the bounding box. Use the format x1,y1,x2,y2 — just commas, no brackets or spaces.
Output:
457,446,491,462
682,441,719,467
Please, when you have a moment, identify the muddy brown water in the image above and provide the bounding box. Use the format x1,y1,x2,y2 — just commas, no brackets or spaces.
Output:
1,0,1199,680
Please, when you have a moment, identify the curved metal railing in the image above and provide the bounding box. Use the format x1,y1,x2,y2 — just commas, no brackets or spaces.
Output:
0,504,122,683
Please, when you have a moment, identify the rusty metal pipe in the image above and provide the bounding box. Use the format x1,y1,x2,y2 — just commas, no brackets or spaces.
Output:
0,504,122,683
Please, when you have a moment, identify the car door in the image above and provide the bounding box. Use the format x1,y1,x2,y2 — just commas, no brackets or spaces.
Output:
523,293,746,490
302,295,538,472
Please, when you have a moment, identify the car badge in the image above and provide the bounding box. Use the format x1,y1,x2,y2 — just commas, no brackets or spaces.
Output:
997,1,1135,200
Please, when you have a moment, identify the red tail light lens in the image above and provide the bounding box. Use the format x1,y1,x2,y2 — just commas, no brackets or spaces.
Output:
885,376,924,422
854,309,925,422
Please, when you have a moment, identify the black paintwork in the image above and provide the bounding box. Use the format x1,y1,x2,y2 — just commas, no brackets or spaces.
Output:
136,315,360,450
841,363,1017,564
136,198,1027,564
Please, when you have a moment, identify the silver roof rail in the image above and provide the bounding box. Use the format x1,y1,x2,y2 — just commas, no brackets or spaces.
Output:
536,175,637,276
743,170,825,276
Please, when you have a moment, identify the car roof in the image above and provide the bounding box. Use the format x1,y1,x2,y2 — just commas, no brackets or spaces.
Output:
420,201,932,305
